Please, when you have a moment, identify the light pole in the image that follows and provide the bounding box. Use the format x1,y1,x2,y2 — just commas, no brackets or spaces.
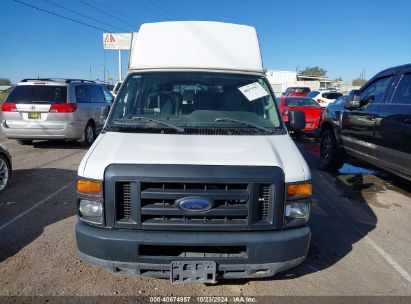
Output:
89,64,104,81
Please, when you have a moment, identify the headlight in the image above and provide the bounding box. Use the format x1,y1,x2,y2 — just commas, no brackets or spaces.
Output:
285,201,310,219
285,182,312,228
79,199,103,224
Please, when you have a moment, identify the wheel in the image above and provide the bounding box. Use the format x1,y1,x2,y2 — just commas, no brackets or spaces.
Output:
80,122,96,147
294,131,303,139
0,155,10,192
320,130,345,171
17,140,33,145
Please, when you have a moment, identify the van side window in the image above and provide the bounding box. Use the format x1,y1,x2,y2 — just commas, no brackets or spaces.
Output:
102,87,114,103
87,85,105,103
359,76,393,106
75,86,91,103
392,74,411,105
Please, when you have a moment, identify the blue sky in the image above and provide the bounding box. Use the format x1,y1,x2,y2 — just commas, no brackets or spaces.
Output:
1,0,410,84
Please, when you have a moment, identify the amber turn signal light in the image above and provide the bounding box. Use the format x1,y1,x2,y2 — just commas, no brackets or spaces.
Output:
287,182,312,198
76,180,102,196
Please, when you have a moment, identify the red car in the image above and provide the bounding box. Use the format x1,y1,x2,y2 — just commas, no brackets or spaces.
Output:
277,97,325,136
283,87,311,97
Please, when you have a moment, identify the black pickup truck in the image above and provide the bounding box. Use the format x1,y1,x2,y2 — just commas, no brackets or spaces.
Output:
320,64,411,181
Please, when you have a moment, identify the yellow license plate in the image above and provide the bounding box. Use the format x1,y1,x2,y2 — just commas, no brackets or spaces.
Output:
28,112,41,119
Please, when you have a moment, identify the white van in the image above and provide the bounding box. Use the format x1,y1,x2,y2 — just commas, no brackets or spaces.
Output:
75,21,311,283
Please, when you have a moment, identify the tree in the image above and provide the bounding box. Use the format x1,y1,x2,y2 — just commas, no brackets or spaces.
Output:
298,66,327,77
352,77,367,86
334,77,343,82
0,78,11,86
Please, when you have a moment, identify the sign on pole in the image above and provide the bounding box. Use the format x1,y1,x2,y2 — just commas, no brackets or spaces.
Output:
103,33,132,50
103,33,132,82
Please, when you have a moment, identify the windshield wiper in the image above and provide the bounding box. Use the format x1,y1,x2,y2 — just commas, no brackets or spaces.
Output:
214,117,274,133
126,116,184,133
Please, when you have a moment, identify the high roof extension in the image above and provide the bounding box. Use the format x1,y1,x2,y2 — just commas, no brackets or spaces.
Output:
129,21,264,74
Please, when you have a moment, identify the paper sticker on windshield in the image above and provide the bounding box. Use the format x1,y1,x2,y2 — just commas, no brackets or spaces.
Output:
238,82,269,101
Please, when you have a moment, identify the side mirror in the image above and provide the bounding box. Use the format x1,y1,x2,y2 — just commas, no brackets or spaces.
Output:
288,110,306,131
345,89,361,110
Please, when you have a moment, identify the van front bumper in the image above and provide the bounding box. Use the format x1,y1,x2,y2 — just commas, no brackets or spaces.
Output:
76,221,310,279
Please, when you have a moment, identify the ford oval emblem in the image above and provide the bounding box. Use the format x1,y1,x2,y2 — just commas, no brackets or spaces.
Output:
177,197,213,212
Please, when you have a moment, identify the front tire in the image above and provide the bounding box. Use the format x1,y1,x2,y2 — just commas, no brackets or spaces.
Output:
0,154,10,192
80,122,96,147
320,130,345,171
294,131,303,139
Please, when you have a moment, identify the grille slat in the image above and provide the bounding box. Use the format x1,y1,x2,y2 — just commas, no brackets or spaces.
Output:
141,204,248,216
141,188,249,201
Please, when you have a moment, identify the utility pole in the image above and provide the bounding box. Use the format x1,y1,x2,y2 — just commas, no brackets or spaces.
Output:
90,64,104,81
118,50,122,82
360,68,366,81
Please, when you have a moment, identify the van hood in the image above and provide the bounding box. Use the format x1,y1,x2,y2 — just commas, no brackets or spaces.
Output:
79,132,310,182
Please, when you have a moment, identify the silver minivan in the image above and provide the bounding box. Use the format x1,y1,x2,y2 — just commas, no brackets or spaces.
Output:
1,79,113,146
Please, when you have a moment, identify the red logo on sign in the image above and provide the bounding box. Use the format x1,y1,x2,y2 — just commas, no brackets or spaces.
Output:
104,34,116,43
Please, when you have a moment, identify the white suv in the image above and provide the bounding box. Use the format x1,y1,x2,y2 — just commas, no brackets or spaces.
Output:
307,90,343,107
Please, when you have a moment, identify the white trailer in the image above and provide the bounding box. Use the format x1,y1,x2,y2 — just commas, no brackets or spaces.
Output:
265,70,297,97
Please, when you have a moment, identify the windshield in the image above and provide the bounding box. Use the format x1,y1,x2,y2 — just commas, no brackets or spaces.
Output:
293,88,310,93
307,91,319,98
286,87,310,94
108,72,282,135
284,98,319,107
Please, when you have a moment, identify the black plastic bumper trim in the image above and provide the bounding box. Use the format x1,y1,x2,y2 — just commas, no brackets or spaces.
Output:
76,221,310,266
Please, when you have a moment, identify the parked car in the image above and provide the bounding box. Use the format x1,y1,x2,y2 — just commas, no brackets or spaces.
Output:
1,79,114,146
283,87,311,97
320,64,411,181
76,21,311,283
307,90,343,107
322,95,347,126
0,144,11,192
277,96,324,136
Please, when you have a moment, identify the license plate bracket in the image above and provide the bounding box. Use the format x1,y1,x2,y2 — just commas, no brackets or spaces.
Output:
28,112,41,119
170,261,217,284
